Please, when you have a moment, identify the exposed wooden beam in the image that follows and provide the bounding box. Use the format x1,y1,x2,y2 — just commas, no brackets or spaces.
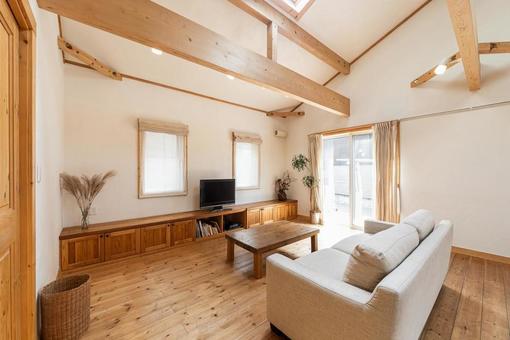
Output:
228,0,350,74
411,52,461,88
39,0,350,116
57,37,122,80
266,111,304,118
289,0,432,113
446,0,480,91
478,41,510,54
267,22,278,61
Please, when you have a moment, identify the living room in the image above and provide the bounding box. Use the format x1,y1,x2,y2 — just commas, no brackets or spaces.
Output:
1,0,509,339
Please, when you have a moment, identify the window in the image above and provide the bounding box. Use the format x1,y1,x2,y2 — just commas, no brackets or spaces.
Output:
138,119,188,198
233,132,261,190
322,130,375,228
270,0,315,20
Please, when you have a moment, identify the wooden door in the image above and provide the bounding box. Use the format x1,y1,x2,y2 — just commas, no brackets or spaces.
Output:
288,202,298,220
172,220,195,245
61,234,104,271
104,228,141,261
141,224,171,253
247,208,261,227
261,206,274,224
275,204,288,221
0,2,19,339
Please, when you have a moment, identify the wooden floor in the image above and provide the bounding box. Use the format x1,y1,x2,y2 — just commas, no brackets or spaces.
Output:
65,223,510,340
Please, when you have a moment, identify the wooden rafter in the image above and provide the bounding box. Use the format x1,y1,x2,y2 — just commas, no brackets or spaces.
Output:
267,22,278,61
446,0,480,91
411,52,461,88
57,37,122,80
40,0,350,116
266,111,304,118
411,42,510,87
478,41,510,54
228,0,350,74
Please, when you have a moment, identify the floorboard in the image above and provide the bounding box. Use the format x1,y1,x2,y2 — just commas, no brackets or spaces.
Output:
64,223,509,340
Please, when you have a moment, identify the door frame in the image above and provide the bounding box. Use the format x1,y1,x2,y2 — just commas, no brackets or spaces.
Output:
5,0,36,338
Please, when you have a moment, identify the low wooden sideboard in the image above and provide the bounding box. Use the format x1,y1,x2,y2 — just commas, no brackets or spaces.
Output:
59,200,298,271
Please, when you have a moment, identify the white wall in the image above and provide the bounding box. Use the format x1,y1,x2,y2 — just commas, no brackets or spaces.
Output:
287,0,510,256
29,0,65,292
62,67,287,226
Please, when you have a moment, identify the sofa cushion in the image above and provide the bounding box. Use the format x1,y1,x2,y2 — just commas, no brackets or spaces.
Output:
296,248,350,281
331,233,372,254
402,209,435,241
343,224,419,291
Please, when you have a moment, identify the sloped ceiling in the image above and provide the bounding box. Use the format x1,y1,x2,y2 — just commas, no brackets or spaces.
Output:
60,0,427,114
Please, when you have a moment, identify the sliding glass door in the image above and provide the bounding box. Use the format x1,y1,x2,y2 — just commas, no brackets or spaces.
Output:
322,131,375,228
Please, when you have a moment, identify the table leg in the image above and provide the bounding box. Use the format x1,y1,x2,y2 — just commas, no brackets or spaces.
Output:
253,252,263,279
227,239,234,262
311,234,318,252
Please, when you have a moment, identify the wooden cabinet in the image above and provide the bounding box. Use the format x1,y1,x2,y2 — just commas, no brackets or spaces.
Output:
59,200,297,271
172,220,195,245
141,224,171,253
261,206,274,224
247,209,262,227
288,202,298,220
104,228,140,261
275,204,289,221
61,234,104,271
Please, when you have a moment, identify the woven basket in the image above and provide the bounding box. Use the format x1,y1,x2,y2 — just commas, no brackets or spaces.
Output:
40,274,91,340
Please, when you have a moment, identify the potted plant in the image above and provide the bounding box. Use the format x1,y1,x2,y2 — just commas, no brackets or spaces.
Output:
275,171,294,201
291,154,320,224
60,171,116,229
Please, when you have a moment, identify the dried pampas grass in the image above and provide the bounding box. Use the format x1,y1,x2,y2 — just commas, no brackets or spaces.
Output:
60,171,116,228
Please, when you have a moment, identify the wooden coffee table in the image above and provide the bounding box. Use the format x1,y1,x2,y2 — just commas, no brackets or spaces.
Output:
225,221,320,279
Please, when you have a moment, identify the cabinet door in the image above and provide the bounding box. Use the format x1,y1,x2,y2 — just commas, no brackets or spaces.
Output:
61,234,104,270
275,204,289,221
247,209,261,227
104,228,141,261
141,224,171,253
288,202,298,220
172,220,195,245
261,206,274,224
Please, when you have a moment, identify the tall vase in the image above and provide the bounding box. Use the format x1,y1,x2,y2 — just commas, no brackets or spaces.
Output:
81,209,90,229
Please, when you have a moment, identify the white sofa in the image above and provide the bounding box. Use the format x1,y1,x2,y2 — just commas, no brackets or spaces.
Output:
266,211,453,340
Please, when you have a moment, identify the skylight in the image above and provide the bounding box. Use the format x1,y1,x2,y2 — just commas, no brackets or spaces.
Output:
270,0,315,20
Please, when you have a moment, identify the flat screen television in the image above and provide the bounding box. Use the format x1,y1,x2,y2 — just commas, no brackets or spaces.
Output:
200,179,235,210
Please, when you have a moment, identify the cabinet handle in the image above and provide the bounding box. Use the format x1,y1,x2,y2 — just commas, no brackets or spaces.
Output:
106,234,110,238
99,235,103,238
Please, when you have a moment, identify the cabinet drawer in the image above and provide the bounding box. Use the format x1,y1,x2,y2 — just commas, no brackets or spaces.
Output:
61,234,104,271
104,228,140,261
141,224,171,253
288,202,298,220
261,206,274,224
275,204,289,221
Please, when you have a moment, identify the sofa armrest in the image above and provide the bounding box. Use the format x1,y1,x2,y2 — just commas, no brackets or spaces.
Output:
364,219,396,234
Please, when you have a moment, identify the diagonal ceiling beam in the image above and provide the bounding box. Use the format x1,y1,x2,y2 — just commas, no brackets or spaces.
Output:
38,0,350,116
446,0,480,91
58,37,122,80
228,0,350,74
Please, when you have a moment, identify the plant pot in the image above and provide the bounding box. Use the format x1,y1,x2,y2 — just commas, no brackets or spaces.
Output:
310,211,321,224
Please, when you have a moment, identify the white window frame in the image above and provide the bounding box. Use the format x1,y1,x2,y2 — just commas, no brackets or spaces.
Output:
138,119,188,198
232,132,262,190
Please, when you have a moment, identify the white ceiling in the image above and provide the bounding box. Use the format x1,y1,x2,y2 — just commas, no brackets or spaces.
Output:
60,0,428,113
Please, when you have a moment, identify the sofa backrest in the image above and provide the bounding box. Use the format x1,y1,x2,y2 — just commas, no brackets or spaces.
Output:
369,220,453,340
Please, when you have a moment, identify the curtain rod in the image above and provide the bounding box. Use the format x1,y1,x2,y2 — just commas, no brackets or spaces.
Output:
311,99,510,136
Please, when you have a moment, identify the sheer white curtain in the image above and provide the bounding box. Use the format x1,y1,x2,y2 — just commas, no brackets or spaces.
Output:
374,121,400,223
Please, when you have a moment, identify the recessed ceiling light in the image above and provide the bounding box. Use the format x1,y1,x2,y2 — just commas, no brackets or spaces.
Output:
226,75,235,80
151,48,163,56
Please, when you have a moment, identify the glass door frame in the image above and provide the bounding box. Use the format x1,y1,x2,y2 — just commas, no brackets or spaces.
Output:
322,128,375,229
